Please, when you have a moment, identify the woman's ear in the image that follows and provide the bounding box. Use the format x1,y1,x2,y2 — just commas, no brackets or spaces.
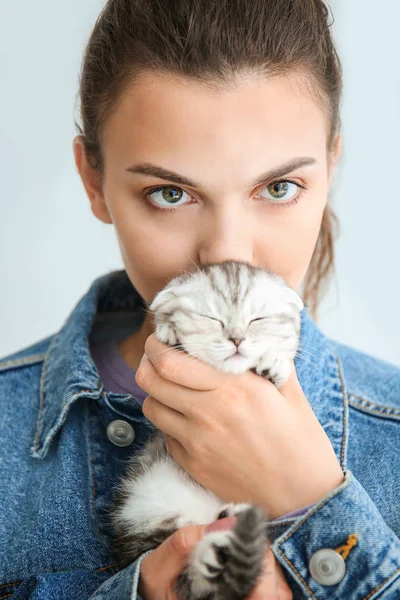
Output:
73,135,113,225
328,133,342,186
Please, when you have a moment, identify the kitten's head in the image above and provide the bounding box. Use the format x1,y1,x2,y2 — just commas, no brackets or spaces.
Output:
148,260,304,375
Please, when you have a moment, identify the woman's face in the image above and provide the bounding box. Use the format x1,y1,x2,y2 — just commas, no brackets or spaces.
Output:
74,70,340,318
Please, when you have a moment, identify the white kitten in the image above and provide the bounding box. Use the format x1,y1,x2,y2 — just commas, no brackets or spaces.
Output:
109,260,304,600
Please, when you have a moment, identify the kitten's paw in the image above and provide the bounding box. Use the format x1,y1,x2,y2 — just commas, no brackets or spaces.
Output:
174,531,234,598
176,506,268,599
217,502,252,520
155,323,178,346
256,355,292,388
193,530,233,579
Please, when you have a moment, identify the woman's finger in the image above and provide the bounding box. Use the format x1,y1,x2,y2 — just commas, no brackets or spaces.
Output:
136,354,194,414
139,524,206,599
143,333,226,390
142,395,188,440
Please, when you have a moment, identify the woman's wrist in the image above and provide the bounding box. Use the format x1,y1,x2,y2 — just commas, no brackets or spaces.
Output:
263,464,345,520
268,465,345,520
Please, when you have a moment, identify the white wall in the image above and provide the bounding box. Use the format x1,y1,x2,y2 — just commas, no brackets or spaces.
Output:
0,1,399,367
318,0,400,366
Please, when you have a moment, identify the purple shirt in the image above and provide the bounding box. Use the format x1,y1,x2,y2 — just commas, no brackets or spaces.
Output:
90,339,313,522
90,340,148,406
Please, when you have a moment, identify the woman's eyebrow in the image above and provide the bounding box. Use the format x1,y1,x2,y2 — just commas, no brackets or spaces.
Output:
125,157,316,189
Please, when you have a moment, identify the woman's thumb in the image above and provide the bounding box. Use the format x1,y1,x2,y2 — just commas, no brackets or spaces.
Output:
139,525,207,599
165,524,206,561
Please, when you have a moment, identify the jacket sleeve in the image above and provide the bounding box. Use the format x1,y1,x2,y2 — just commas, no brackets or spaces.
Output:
273,469,400,599
89,550,152,600
10,550,153,600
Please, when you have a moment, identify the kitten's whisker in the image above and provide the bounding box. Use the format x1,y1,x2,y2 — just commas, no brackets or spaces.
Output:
295,348,319,360
294,352,320,367
147,347,185,361
149,350,205,366
187,257,203,275
176,258,204,280
148,347,221,371
296,347,322,361
294,354,317,366
145,346,209,366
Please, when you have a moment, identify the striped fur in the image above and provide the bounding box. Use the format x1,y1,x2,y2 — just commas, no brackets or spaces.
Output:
109,260,303,599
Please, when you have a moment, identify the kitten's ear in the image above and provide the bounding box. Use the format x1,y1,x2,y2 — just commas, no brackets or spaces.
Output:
148,284,195,314
148,289,174,313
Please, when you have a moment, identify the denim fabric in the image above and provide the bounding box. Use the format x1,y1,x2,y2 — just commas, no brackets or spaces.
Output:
1,269,399,599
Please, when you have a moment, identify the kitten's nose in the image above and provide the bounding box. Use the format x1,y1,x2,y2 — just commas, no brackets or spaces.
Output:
229,338,244,347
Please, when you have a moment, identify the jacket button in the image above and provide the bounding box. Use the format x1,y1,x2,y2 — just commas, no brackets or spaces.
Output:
106,420,135,447
309,549,346,586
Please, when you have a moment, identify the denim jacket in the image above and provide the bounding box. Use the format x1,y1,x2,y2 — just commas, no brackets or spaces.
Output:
1,269,399,600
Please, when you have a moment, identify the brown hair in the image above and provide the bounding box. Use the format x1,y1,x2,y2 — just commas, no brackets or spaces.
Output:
75,0,342,320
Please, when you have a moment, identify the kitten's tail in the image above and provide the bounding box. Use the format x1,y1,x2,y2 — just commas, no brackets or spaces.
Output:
175,506,268,600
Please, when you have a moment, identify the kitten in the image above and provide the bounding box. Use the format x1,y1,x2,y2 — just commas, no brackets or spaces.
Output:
109,260,303,600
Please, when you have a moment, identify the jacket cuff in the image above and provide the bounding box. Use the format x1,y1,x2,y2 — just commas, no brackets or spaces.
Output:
89,550,153,599
271,503,315,522
272,470,400,599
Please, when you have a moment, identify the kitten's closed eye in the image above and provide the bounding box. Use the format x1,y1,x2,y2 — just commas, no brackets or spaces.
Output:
149,260,302,380
249,317,270,323
200,315,271,327
198,314,225,327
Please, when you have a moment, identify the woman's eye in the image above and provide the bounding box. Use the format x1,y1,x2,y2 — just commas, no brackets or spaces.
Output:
144,179,305,210
145,186,190,208
260,180,301,203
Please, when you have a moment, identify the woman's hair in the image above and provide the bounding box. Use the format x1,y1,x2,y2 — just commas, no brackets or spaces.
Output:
75,0,342,320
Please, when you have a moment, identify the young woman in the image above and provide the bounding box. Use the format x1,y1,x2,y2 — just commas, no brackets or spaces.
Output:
1,0,399,599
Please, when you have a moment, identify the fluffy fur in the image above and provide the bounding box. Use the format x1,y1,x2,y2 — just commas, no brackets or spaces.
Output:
108,260,303,599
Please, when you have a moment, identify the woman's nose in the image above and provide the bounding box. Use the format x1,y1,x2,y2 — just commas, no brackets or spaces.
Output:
197,206,255,266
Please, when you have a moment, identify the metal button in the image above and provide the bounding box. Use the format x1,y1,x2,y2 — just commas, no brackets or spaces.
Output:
309,549,346,586
106,420,135,447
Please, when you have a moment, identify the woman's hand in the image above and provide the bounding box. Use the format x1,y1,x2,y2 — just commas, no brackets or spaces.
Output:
136,334,344,519
138,518,293,600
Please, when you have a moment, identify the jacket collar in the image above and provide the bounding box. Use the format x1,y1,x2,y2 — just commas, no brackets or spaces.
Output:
31,270,348,467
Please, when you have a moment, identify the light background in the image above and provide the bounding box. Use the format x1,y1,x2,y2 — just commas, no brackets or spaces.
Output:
0,1,399,366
